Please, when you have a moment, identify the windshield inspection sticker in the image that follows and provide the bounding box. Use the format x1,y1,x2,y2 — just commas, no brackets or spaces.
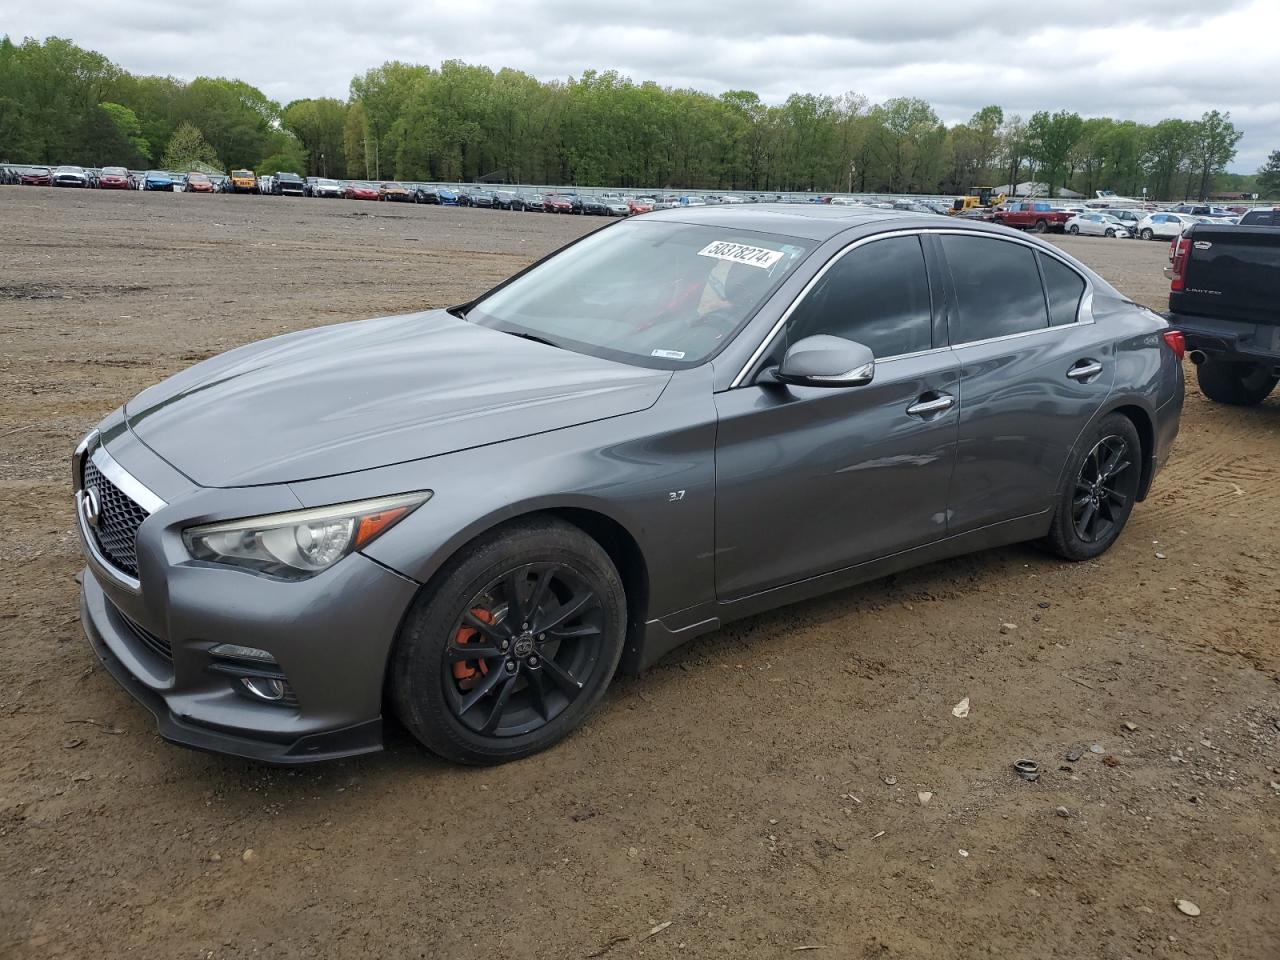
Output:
697,240,785,270
651,349,687,360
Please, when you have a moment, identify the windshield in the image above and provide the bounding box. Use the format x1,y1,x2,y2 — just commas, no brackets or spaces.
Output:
467,220,815,369
102,167,127,175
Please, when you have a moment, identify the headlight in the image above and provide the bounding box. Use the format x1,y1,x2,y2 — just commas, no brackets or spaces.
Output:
183,492,430,579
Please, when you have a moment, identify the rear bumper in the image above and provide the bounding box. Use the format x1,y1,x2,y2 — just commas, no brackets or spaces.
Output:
1166,312,1280,366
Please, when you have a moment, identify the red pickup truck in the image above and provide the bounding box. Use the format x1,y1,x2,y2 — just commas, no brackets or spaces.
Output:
992,200,1073,233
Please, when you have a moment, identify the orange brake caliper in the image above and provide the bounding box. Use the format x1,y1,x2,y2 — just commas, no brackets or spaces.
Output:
452,608,495,691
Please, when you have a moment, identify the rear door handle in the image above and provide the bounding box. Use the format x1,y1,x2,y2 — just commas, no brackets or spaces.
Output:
906,393,955,417
1067,360,1104,381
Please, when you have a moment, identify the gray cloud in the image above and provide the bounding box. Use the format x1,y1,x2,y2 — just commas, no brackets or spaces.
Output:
8,0,1275,170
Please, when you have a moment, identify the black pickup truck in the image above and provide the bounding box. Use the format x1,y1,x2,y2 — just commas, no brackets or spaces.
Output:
1166,222,1279,406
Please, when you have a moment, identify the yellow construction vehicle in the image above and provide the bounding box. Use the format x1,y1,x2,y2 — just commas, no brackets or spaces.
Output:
948,186,1006,215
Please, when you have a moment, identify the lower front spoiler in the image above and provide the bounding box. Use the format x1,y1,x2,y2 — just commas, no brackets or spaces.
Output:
80,580,383,765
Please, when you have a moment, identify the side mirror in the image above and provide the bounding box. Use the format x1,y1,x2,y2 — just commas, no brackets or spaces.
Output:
772,335,875,388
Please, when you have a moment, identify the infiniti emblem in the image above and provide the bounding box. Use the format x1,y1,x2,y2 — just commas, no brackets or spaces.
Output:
83,487,102,528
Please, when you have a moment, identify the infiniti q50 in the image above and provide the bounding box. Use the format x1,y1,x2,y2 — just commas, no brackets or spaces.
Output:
73,206,1183,764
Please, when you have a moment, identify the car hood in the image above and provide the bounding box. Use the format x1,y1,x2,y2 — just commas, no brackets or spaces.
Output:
124,310,671,487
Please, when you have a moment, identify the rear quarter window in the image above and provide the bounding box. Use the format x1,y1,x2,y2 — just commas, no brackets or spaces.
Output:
1039,254,1087,326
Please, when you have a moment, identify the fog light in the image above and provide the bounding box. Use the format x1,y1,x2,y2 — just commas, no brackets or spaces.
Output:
210,643,277,664
241,677,286,701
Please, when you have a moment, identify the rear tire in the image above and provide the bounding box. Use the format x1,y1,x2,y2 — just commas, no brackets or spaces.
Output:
391,517,627,765
1034,219,1048,233
1044,413,1143,561
1196,360,1278,406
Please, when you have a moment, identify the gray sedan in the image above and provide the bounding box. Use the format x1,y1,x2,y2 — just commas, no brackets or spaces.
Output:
74,207,1184,765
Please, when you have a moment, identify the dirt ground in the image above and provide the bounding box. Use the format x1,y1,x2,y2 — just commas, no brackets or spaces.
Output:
1,188,1277,960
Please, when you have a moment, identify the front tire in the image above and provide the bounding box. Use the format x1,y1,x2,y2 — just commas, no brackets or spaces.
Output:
1196,360,1278,406
1068,224,1080,235
1105,228,1116,237
1044,413,1143,561
391,517,627,765
1034,219,1048,233
1140,228,1154,240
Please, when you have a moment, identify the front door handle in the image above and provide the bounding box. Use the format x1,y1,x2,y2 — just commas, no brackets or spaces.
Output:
1067,359,1104,381
906,393,955,417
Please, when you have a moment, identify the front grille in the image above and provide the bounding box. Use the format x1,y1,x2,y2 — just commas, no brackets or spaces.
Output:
82,457,148,577
118,609,172,662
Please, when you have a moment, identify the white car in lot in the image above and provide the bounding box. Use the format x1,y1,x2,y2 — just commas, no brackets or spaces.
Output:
1135,212,1206,241
1065,212,1130,238
1096,208,1144,235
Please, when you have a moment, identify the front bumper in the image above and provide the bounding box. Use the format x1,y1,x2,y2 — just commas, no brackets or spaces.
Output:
75,432,422,764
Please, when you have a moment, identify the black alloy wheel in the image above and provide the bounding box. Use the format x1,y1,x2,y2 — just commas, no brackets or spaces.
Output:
391,517,626,764
1044,413,1142,561
444,562,606,737
1071,435,1137,545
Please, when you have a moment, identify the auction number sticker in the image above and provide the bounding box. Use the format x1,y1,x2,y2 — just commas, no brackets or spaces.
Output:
697,240,785,270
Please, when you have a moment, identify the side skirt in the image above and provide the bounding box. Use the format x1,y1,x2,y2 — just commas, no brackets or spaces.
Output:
624,509,1052,674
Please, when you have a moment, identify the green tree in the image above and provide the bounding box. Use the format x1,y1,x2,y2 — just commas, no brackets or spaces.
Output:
1258,150,1280,198
99,101,150,162
342,99,370,178
258,128,307,174
281,97,347,177
870,97,944,192
1189,110,1242,200
1144,118,1196,200
1026,110,1084,196
160,120,220,170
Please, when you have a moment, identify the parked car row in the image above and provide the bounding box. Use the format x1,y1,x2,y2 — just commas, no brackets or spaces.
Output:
2,164,1265,236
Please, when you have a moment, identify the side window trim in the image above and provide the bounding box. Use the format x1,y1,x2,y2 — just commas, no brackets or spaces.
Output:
730,229,1096,387
1031,248,1055,327
729,229,938,388
921,232,952,350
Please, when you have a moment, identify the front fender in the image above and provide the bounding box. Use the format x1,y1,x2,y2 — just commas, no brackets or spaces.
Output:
286,367,719,622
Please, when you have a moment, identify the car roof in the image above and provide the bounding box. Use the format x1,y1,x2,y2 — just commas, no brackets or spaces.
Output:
644,204,960,240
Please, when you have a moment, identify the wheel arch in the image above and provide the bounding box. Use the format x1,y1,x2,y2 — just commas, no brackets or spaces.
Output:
1052,396,1157,508
380,503,652,687
1107,402,1156,501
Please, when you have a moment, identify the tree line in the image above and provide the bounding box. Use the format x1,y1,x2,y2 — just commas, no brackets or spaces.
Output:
1,35,1270,200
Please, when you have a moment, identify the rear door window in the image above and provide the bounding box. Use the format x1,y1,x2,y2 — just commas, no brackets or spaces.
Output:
1039,254,1087,326
941,236,1049,343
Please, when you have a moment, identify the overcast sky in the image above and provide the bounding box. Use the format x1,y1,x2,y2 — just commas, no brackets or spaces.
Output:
10,0,1278,171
